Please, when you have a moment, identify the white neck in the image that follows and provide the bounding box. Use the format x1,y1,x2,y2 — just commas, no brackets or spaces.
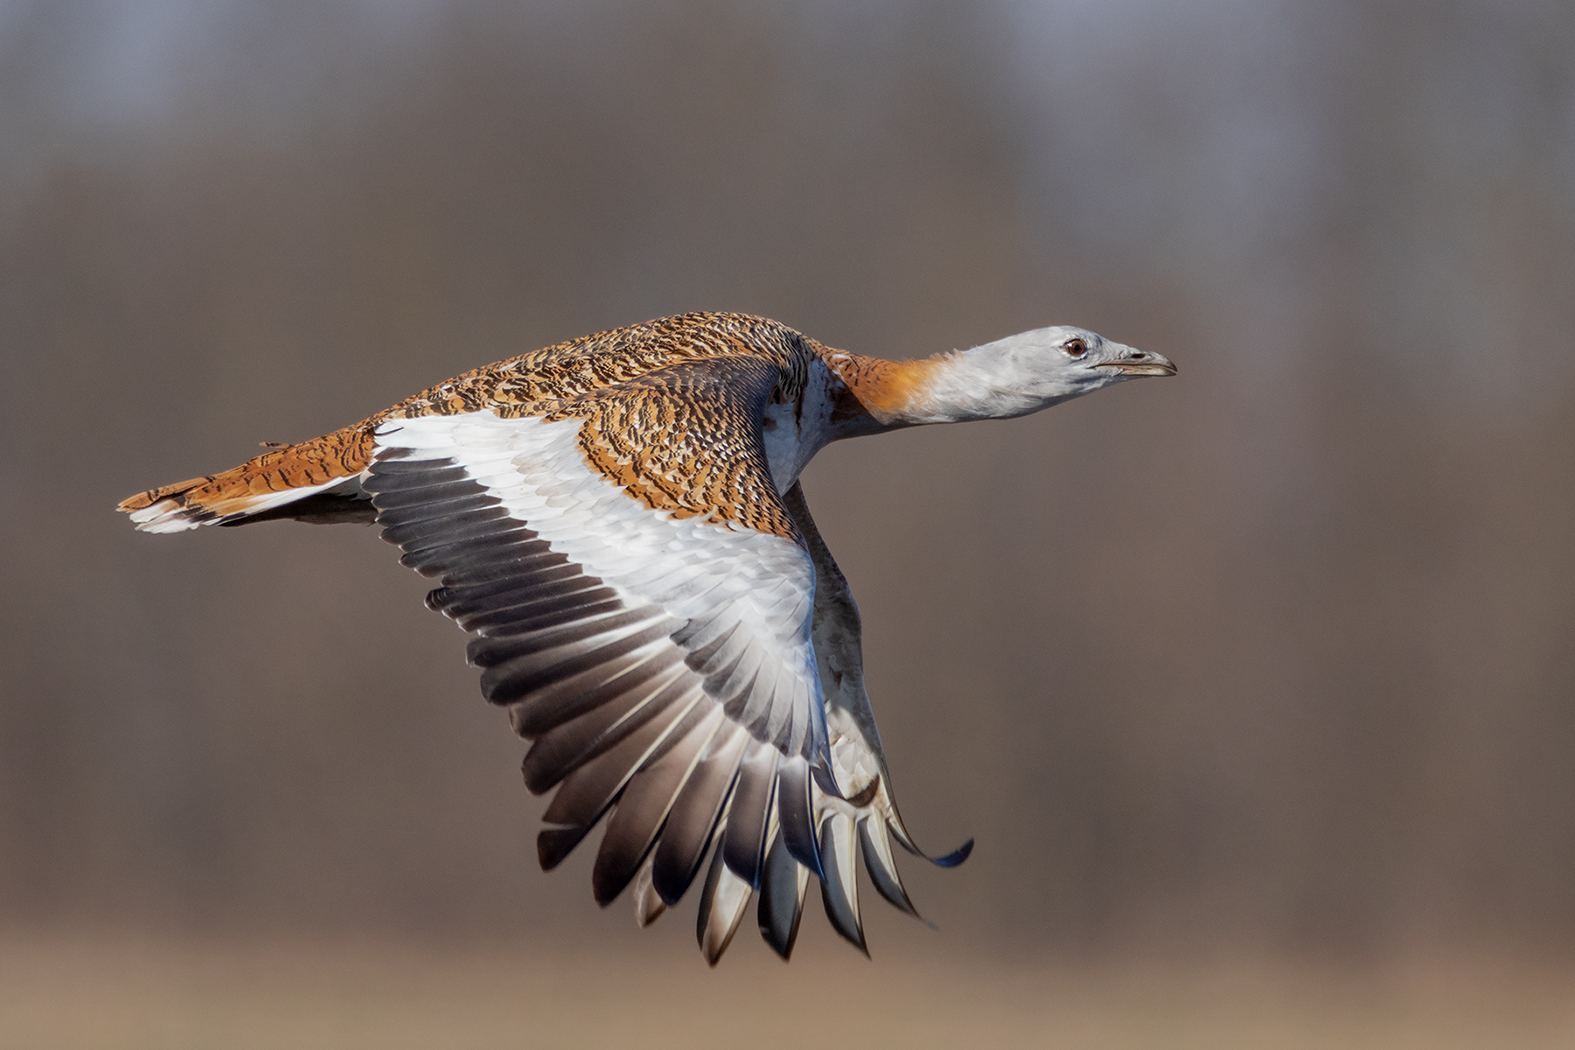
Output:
900,335,1084,424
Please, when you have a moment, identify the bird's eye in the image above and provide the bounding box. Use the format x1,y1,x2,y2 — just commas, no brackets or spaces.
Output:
1063,338,1087,358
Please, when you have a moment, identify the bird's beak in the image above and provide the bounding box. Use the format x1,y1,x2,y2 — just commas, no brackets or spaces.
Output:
1094,348,1177,377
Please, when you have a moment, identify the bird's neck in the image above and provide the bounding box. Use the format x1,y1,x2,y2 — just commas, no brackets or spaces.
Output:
818,346,1047,434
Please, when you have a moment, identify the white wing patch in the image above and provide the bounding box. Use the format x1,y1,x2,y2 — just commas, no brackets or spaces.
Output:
374,411,826,762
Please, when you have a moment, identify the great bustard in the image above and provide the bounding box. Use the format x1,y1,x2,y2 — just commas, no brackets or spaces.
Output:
119,311,1175,963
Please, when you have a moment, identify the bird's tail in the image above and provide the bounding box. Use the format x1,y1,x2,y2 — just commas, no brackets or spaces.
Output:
118,423,377,533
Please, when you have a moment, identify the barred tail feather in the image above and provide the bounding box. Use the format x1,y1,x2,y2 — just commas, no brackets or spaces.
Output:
118,425,376,532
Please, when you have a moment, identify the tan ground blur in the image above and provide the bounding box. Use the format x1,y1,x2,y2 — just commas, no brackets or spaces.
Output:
3,931,1572,1050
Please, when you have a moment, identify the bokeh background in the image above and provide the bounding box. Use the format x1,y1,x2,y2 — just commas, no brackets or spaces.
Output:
3,0,1575,1045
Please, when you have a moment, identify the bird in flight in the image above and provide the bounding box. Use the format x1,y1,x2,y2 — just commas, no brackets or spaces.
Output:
119,312,1175,963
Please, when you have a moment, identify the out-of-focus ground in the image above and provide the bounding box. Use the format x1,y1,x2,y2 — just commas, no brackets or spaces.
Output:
4,932,1573,1050
3,0,1575,1043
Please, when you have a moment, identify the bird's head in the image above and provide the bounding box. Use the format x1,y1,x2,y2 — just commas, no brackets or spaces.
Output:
912,325,1177,423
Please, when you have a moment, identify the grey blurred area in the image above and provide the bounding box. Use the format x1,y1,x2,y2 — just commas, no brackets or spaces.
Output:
2,0,1574,971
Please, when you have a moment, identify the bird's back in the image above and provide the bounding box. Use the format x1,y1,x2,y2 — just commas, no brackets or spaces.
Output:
118,312,817,531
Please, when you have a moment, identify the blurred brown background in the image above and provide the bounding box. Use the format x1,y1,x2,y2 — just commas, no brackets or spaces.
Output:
2,0,1574,1044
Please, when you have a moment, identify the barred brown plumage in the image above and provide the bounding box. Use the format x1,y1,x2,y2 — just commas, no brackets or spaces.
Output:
118,310,1174,963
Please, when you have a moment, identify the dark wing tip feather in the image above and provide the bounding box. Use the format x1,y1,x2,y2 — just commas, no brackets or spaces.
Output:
931,838,974,868
857,818,918,918
776,758,824,880
897,836,973,868
651,726,748,905
818,814,867,956
520,662,691,795
633,859,667,928
720,743,777,889
756,830,808,960
538,691,697,822
696,844,752,966
538,824,592,871
888,818,975,868
591,708,721,906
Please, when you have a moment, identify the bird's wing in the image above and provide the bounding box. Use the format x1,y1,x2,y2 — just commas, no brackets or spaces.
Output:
367,357,842,958
368,356,969,963
742,482,972,960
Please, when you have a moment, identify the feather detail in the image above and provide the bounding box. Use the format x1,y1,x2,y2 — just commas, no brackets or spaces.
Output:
818,810,867,955
697,845,753,966
632,856,666,928
757,828,810,959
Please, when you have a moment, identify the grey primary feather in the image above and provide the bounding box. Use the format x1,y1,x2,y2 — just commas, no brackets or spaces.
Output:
757,828,810,959
697,844,753,966
539,689,705,823
721,741,778,887
776,757,823,879
858,816,918,916
478,620,683,706
633,856,666,928
403,535,545,578
452,586,621,635
818,811,867,955
891,829,975,868
470,607,669,675
592,706,724,905
426,569,588,619
536,823,592,871
652,723,749,904
444,582,609,635
360,461,470,497
379,503,511,547
520,660,692,793
512,646,687,736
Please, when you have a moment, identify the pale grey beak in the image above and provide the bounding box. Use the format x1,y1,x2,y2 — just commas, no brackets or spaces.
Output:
1094,347,1177,377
